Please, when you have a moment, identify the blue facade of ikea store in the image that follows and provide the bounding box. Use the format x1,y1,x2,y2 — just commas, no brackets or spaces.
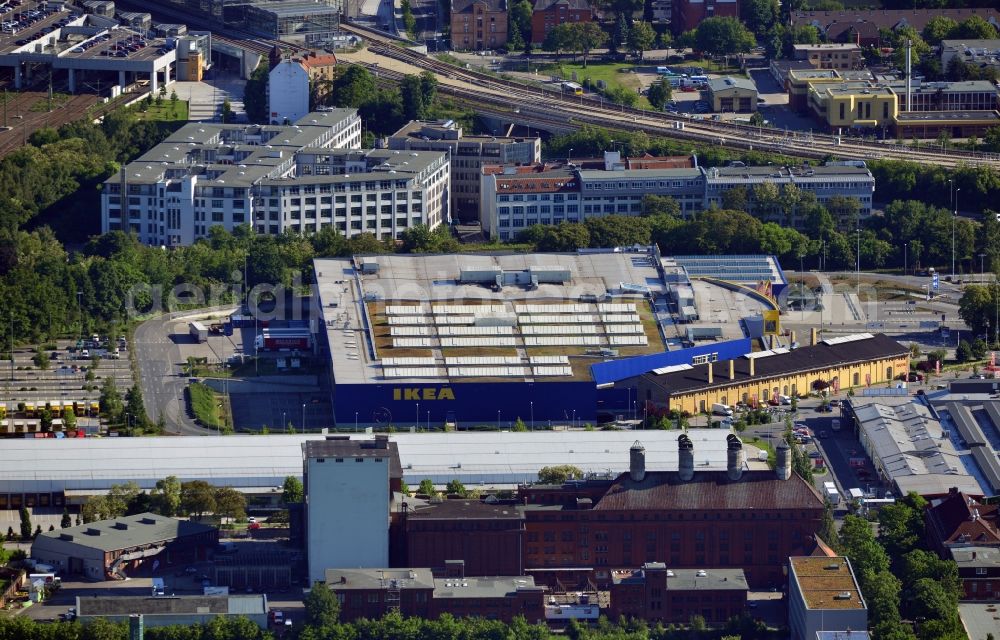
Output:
333,381,630,426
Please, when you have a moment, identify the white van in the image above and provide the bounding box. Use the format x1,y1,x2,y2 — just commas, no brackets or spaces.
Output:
712,403,734,417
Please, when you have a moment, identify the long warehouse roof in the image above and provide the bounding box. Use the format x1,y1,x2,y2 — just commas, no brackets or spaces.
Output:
0,431,735,491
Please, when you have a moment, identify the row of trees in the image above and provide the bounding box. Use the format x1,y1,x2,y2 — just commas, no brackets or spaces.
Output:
0,609,783,640
79,478,247,523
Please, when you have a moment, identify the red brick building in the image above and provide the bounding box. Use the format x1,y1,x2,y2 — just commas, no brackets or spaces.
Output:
608,564,748,623
952,547,1000,600
519,439,825,588
531,0,593,45
405,500,525,576
672,0,740,36
451,0,508,52
326,566,546,623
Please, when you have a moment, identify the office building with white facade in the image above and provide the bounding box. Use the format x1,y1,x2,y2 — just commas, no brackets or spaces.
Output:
481,154,874,240
303,436,401,585
102,110,449,246
387,120,540,223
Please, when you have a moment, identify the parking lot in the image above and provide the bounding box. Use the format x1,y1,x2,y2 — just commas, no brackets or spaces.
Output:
0,337,133,433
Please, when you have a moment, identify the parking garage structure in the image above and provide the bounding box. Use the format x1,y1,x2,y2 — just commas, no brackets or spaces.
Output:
0,6,175,94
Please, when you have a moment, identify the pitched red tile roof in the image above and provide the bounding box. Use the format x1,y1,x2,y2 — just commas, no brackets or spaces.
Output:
926,490,1000,546
792,8,1000,43
593,470,824,512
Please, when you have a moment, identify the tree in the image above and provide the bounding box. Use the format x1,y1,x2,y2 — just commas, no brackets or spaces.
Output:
99,375,123,424
60,508,71,529
512,417,528,431
642,194,680,217
695,16,756,59
243,62,269,124
818,501,838,549
418,479,435,496
584,214,651,247
400,73,436,121
878,492,927,559
958,15,998,40
181,480,217,517
304,581,341,627
32,347,49,370
63,407,77,431
282,475,304,504
741,0,779,39
220,99,233,124
214,487,247,521
542,22,575,57
106,481,142,517
19,507,31,540
956,339,974,363
401,0,417,38
331,66,377,108
646,77,672,111
124,385,148,433
508,0,533,47
537,465,584,484
922,16,958,45
628,21,656,60
445,479,467,497
576,22,608,68
39,408,52,432
151,475,182,516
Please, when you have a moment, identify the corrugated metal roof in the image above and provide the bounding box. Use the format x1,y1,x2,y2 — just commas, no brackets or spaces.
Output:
0,431,735,491
593,471,823,511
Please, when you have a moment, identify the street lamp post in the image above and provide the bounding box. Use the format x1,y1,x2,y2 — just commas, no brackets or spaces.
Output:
530,401,534,431
567,148,574,165
282,411,286,431
355,411,358,433
856,225,861,297
980,253,987,284
301,403,306,431
952,189,960,278
416,402,420,430
497,409,500,430
904,242,908,276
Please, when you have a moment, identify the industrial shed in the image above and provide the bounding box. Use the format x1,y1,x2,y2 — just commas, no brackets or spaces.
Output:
31,513,218,580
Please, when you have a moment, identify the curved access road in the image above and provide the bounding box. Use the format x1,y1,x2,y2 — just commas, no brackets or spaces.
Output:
133,306,236,436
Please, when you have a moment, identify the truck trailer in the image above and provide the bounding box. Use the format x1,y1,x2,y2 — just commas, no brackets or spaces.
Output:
254,327,312,352
189,322,208,343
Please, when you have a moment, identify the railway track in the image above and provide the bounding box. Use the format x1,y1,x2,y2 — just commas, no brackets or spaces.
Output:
342,22,1000,169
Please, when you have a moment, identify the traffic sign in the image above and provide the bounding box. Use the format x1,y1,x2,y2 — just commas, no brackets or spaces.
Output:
932,273,940,290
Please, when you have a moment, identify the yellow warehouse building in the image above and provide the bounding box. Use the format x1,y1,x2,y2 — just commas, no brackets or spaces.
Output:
618,333,909,416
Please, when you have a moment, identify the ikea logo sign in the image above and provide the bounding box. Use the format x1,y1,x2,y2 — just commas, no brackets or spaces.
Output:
393,388,456,401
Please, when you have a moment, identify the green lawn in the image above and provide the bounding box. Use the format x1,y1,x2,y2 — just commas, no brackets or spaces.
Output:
540,61,653,109
29,93,71,112
134,99,189,122
188,382,224,429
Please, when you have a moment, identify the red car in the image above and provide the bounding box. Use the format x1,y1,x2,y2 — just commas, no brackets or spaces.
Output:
681,85,697,92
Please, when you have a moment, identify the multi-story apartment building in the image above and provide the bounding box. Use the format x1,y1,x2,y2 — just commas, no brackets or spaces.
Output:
387,120,540,223
531,0,593,45
481,153,875,240
101,111,450,245
450,0,508,51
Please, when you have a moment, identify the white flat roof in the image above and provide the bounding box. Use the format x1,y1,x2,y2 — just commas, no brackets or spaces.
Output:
0,430,735,492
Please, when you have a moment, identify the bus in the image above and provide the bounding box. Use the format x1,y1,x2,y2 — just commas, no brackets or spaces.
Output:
561,81,583,95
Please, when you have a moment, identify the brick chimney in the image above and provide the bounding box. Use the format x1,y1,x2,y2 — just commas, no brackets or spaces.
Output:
749,356,755,377
811,327,819,346
707,361,714,384
678,434,694,481
729,359,735,380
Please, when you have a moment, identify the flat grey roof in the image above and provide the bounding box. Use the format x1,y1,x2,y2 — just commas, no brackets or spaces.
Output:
77,595,266,616
325,568,435,590
33,512,215,552
433,575,541,598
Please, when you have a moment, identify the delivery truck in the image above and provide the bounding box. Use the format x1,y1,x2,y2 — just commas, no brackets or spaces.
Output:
189,321,208,343
823,482,841,505
255,327,312,352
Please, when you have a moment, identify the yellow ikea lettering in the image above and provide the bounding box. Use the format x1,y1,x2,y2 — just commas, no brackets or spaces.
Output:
392,387,455,400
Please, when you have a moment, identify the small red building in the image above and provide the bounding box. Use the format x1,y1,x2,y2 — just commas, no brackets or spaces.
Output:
952,547,1000,600
531,0,593,45
325,566,546,622
608,564,748,623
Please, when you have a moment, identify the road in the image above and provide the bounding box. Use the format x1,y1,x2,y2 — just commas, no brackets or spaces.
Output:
133,306,235,435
